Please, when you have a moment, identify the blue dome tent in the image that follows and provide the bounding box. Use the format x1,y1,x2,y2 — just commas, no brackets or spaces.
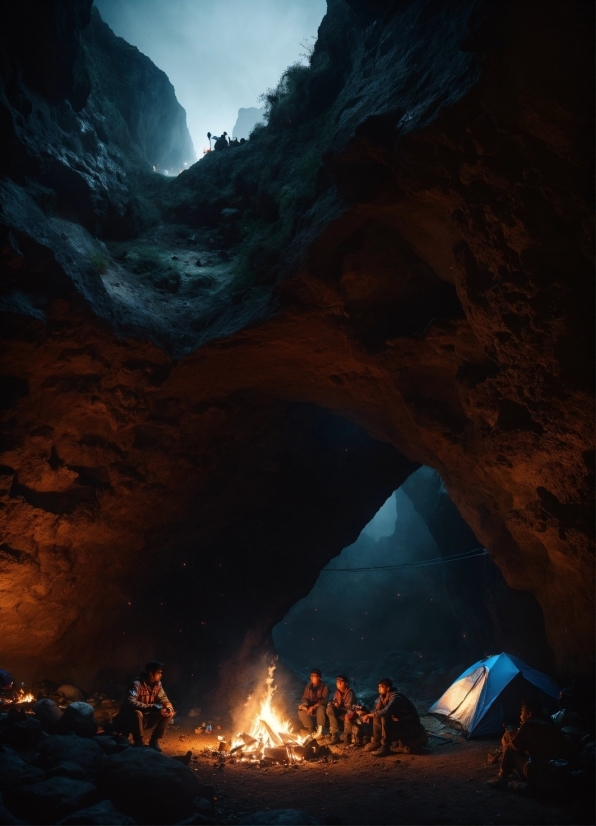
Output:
428,653,560,737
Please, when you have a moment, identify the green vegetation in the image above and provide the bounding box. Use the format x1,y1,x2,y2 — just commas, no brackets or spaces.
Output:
90,252,109,275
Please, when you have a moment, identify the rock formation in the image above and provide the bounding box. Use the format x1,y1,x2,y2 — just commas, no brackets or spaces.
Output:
232,107,265,141
0,0,593,701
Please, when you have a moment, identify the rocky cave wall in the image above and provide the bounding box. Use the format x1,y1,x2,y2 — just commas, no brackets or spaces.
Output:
0,0,593,699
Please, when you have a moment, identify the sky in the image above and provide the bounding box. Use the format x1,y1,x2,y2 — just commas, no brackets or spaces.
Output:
361,491,397,540
94,0,327,155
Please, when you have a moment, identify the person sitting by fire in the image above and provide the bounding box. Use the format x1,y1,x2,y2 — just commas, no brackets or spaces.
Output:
0,668,16,704
486,696,569,790
298,669,329,738
326,674,357,745
114,660,174,751
360,678,427,756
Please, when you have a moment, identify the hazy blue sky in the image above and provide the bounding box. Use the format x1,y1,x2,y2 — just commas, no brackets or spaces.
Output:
94,0,327,157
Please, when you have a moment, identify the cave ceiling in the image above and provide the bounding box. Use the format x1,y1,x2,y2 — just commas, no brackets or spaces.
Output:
0,0,593,688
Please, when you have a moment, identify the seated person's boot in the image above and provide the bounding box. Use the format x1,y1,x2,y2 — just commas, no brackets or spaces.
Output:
364,740,382,752
328,732,341,745
149,736,163,752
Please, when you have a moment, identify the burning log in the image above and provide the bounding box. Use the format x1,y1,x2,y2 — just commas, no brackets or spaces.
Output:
263,746,289,763
258,719,283,746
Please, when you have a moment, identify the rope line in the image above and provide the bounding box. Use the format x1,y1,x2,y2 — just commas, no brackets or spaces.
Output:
320,548,488,572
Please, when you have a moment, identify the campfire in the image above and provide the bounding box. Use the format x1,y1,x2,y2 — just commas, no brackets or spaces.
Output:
229,666,315,764
0,688,35,707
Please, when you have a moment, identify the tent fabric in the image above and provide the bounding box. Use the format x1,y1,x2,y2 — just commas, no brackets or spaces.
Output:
428,653,559,737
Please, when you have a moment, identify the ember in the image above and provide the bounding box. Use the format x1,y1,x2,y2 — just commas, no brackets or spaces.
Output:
231,665,307,763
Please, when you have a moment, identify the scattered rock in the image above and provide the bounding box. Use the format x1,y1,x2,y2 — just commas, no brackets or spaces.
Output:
4,777,98,825
57,798,136,825
172,256,179,260
0,718,43,750
53,686,84,706
0,799,24,825
97,747,207,824
193,797,214,815
0,750,44,790
195,259,202,267
93,736,131,755
241,811,319,825
33,698,64,733
47,761,89,781
36,735,105,779
57,703,98,738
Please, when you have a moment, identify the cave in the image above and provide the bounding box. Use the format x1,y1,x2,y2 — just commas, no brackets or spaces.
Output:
0,0,593,824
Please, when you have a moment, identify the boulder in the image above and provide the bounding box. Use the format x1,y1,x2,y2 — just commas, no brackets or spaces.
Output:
3,777,98,825
0,718,43,750
34,698,64,733
36,735,104,779
57,703,98,738
93,736,131,756
47,761,89,781
57,798,136,825
0,750,44,790
97,747,206,824
53,686,84,706
0,798,24,824
241,812,319,825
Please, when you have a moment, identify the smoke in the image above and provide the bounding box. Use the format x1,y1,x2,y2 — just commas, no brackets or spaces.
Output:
93,0,327,156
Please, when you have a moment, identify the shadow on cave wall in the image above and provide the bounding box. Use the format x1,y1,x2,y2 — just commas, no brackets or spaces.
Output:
273,466,553,707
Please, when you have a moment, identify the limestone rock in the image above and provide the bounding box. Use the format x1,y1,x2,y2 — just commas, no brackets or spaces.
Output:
57,703,98,738
0,718,43,750
47,761,90,781
34,698,64,733
0,750,44,790
241,811,319,825
36,736,104,779
97,748,206,824
3,777,98,825
57,798,136,825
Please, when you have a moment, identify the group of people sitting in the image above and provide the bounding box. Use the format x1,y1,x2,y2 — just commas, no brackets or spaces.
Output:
110,660,592,796
206,131,245,152
297,669,428,757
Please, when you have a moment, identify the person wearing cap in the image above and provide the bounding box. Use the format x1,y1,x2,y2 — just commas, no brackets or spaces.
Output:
360,678,425,756
326,675,357,745
298,669,329,738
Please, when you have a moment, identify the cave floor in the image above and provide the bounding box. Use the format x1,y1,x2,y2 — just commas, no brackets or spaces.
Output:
159,718,592,826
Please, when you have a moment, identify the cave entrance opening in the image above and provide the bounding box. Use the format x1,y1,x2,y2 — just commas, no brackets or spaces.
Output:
272,466,553,711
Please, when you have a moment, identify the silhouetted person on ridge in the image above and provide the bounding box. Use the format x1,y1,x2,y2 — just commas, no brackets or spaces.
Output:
213,131,229,151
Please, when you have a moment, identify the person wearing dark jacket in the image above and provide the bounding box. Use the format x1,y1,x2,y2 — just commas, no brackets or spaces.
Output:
486,697,569,789
327,675,357,745
114,661,174,750
361,678,426,756
298,669,329,737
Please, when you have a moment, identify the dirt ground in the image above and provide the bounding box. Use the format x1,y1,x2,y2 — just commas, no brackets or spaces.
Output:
158,717,593,826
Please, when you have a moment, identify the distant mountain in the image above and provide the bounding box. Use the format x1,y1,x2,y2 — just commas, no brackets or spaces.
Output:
232,107,265,140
